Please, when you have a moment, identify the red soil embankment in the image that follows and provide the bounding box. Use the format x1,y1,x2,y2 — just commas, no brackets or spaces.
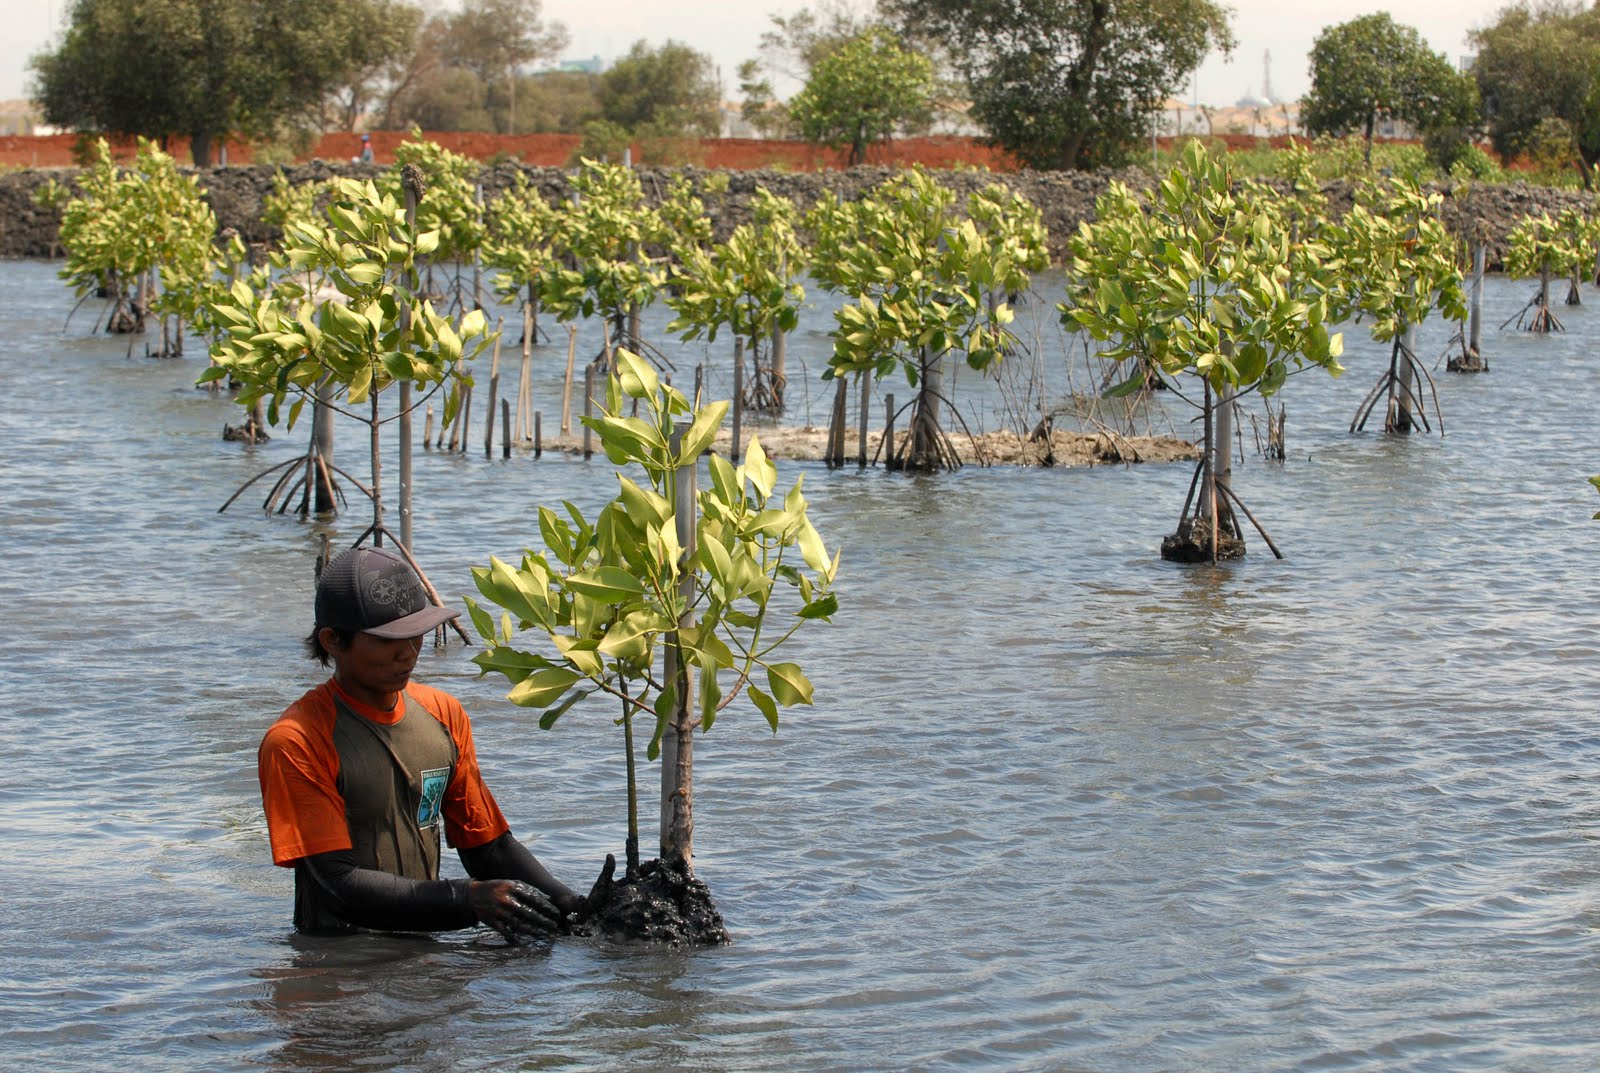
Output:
0,130,1019,171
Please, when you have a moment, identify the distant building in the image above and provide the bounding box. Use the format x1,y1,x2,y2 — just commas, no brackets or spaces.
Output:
556,55,605,75
1156,98,1303,139
0,99,44,137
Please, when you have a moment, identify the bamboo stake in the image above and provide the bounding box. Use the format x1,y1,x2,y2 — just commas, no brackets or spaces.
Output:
583,365,595,459
884,392,896,469
732,355,744,462
856,370,870,468
483,318,503,457
519,290,534,441
561,324,578,436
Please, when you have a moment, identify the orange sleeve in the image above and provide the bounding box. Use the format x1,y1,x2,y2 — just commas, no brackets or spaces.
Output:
258,684,354,866
407,682,510,851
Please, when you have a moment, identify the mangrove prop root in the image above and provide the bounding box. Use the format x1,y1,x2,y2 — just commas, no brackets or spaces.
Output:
1216,480,1284,560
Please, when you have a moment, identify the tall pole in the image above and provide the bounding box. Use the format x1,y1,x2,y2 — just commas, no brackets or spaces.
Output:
398,166,422,553
1468,242,1485,358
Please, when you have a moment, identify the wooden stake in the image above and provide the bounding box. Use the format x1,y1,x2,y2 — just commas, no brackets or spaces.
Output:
732,355,744,462
856,369,870,468
884,392,896,469
561,324,578,436
583,365,595,459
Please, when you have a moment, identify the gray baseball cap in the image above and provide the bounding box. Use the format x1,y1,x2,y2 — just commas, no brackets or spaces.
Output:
314,546,459,639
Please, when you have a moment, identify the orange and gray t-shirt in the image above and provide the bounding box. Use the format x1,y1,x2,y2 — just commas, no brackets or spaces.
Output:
258,679,510,876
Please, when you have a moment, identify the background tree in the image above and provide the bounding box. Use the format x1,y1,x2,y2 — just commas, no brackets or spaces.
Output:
312,1,425,133
737,1,880,137
382,0,569,134
736,60,791,138
516,70,603,134
1302,13,1480,169
788,27,934,165
755,0,878,80
599,40,723,139
437,0,568,134
29,0,415,166
1470,1,1600,185
883,0,1233,170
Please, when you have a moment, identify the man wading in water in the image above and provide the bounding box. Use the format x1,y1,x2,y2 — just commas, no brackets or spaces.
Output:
258,545,611,940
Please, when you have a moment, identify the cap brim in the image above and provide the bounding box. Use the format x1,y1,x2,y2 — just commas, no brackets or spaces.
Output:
363,605,461,639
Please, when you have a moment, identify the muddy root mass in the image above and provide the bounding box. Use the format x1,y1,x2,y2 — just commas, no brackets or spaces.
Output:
581,857,729,947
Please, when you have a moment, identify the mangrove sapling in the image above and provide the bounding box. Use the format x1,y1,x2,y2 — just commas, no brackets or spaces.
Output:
466,350,840,944
202,177,491,629
379,133,487,315
814,168,1048,472
1325,177,1465,436
51,138,217,340
666,187,807,416
1501,211,1588,333
1064,140,1345,562
484,172,568,440
544,159,673,374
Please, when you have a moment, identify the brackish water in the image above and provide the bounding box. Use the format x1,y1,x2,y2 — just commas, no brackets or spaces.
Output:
3,258,1600,1072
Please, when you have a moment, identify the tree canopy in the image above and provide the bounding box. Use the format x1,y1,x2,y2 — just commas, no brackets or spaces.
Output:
788,28,934,164
29,0,416,165
599,40,723,138
1302,13,1478,167
883,0,1233,170
1470,1,1600,182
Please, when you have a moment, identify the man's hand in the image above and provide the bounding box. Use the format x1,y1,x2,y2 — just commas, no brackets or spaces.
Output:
467,879,562,942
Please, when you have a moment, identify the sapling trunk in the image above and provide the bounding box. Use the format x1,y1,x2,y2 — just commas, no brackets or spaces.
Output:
1392,324,1417,433
312,376,336,514
622,684,640,877
659,431,699,869
1214,378,1234,516
369,394,384,546
907,346,946,471
771,323,788,413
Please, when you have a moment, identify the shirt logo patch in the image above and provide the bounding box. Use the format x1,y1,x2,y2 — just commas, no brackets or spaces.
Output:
418,767,448,828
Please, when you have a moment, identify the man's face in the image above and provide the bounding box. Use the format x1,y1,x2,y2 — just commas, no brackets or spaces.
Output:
324,628,423,706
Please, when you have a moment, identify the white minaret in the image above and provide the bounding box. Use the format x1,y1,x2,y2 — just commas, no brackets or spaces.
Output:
1262,50,1276,104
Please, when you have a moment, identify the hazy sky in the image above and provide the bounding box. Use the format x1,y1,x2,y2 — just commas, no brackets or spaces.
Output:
0,0,1514,109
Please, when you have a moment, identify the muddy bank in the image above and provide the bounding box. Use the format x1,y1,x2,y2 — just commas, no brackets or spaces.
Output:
1,160,1586,264
524,422,1199,468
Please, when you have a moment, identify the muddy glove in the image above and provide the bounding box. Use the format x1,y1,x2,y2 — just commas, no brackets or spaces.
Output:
467,879,563,942
575,854,618,922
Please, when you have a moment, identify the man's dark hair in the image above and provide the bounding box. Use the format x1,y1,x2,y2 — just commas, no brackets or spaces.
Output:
304,626,356,666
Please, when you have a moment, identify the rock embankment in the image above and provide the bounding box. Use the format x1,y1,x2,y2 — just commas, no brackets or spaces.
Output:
0,160,1591,264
